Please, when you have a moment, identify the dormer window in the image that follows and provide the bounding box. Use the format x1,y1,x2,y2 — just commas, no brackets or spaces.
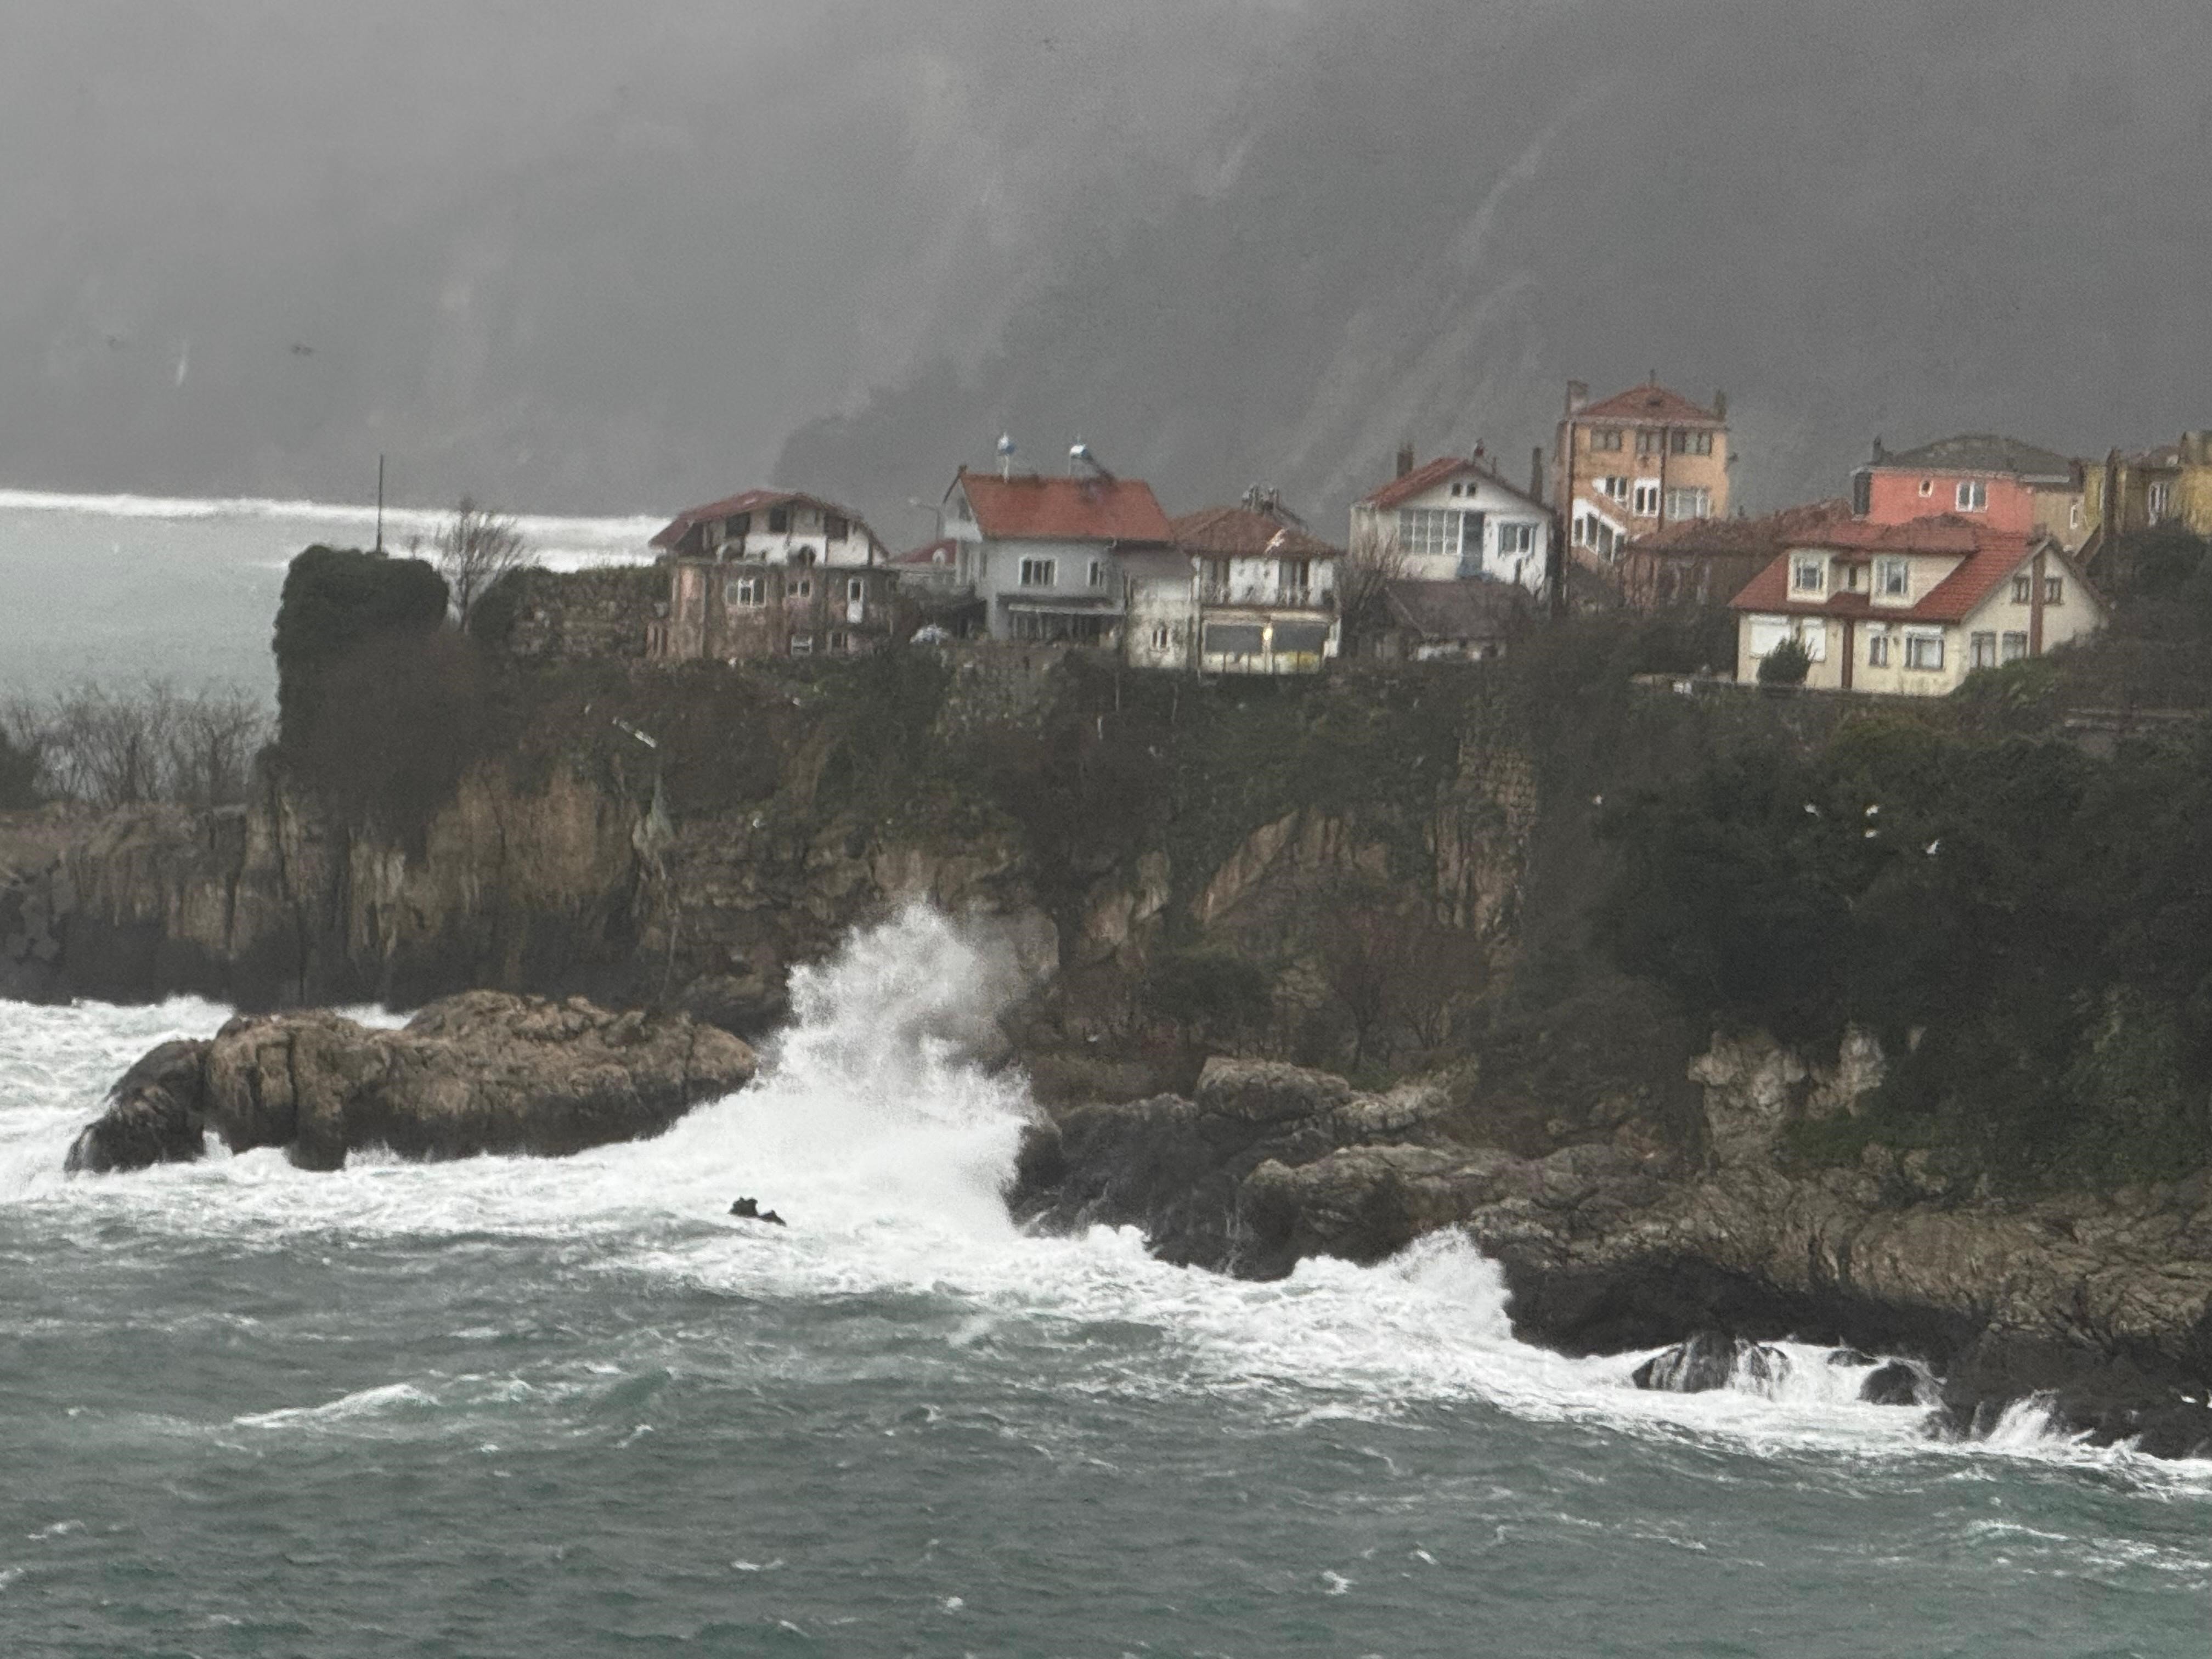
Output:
824,514,848,541
1956,479,1988,512
1877,557,1910,597
1792,555,1826,594
768,505,792,534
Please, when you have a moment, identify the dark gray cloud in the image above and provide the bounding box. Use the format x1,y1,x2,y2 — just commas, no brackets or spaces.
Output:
8,1,2209,539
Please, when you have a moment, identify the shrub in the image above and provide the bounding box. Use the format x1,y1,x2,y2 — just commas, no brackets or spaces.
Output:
1756,635,1812,686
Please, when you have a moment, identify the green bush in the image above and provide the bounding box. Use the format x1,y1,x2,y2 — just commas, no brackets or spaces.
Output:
1756,635,1812,685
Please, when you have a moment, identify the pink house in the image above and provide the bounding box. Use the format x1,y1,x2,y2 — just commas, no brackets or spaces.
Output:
1850,434,2085,548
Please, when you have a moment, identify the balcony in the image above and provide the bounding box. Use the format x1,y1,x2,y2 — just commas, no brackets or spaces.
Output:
1198,582,1332,610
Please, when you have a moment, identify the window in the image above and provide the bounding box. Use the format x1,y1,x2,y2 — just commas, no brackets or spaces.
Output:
1668,430,1714,455
1867,631,1891,668
1397,507,1462,561
2002,631,2028,663
728,512,752,539
2042,575,2063,605
1019,557,1057,588
1955,479,1988,512
1970,631,1997,669
1918,480,1933,497
2012,574,2032,603
726,575,766,608
1150,623,1171,650
790,546,816,567
1637,428,1663,456
1844,562,1864,592
1877,557,1910,597
1088,559,1109,590
848,577,865,602
1590,426,1623,451
1905,631,1945,670
829,631,847,652
1663,486,1711,521
1792,556,1826,594
768,506,792,533
794,577,812,598
1497,522,1534,555
823,514,848,541
1631,480,1662,516
1596,475,1629,503
2069,502,2084,529
1750,617,1792,658
790,633,814,656
2148,481,2173,520
1279,557,1312,594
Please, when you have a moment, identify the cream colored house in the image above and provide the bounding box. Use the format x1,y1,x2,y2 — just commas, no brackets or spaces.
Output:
1730,515,2106,695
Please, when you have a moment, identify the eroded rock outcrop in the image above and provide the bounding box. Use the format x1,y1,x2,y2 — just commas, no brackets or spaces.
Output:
67,991,755,1173
1011,1030,2212,1458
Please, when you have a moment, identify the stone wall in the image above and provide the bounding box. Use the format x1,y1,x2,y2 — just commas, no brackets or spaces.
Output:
505,566,666,661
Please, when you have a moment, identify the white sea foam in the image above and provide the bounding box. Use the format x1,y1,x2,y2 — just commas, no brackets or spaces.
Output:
1,907,2204,1477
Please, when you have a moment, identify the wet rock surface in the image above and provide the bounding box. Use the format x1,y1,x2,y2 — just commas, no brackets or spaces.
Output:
1012,1030,2212,1458
69,991,756,1173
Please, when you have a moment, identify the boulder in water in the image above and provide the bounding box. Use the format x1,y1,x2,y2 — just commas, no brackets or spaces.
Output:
1631,1330,1791,1395
1860,1361,1926,1406
68,991,755,1173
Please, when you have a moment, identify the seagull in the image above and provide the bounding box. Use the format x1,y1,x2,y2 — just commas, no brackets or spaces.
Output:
1803,803,1820,816
1863,828,1878,839
1925,838,1942,856
1864,804,1880,818
289,342,315,356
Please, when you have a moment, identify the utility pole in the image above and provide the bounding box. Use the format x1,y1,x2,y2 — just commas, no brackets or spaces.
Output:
375,454,386,553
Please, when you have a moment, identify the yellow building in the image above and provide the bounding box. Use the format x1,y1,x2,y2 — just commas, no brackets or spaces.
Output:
2082,432,2212,546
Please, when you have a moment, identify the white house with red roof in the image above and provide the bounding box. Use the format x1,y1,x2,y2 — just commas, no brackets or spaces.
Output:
1350,448,1552,595
1118,496,1341,674
648,488,895,662
1729,515,2106,695
943,460,1175,644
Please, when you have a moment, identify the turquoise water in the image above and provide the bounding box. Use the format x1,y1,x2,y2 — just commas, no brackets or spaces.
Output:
2,913,2207,1657
0,491,662,700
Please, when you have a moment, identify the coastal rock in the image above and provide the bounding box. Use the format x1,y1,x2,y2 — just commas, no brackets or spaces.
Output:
69,991,755,1173
1860,1361,1927,1407
1629,1331,1792,1395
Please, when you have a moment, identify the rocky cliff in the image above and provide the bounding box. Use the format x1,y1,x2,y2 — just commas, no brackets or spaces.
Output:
1010,1038,2212,1458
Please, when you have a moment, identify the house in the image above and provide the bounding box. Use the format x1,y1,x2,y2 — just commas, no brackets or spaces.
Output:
1616,499,1855,612
1122,495,1342,674
648,488,898,662
942,456,1175,644
1730,515,2107,695
2081,432,2212,552
1350,447,1553,595
1363,579,1528,662
1555,380,1730,566
1850,434,2085,549
888,537,986,638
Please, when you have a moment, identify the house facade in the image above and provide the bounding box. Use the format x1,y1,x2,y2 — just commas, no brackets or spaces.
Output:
1616,499,1855,613
2082,432,2212,545
1554,381,1730,566
1730,515,2107,696
942,466,1175,644
1121,500,1341,674
1850,434,2085,549
649,489,896,662
1350,450,1551,596
1363,578,1527,662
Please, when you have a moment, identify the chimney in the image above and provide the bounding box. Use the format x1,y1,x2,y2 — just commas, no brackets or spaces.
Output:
1713,390,1728,423
1871,436,1884,464
1565,380,1589,416
1530,445,1545,504
1472,441,1486,462
1395,443,1415,479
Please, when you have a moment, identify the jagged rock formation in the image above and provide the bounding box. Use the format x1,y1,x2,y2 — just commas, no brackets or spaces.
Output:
67,991,756,1173
1010,1031,2212,1458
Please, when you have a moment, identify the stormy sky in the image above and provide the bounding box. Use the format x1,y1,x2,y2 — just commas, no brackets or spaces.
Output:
8,0,2209,541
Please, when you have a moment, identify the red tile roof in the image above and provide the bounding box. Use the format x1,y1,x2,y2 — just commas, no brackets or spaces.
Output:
1360,454,1545,512
1170,506,1340,559
1730,515,2039,622
891,537,957,567
953,470,1173,543
651,489,877,551
1627,499,1855,556
1575,383,1724,425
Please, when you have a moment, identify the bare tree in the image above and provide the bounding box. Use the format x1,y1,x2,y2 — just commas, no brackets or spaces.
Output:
1338,522,1407,655
435,497,533,628
2,682,269,810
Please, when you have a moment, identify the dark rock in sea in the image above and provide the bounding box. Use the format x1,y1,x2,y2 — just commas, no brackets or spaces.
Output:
1630,1331,1791,1395
69,991,755,1173
64,1039,213,1173
1935,1332,2212,1459
1860,1361,1926,1406
1826,1347,1875,1367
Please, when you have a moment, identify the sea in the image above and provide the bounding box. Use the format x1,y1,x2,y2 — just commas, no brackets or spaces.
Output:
1,498,2209,1656
0,909,2207,1658
0,489,663,701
